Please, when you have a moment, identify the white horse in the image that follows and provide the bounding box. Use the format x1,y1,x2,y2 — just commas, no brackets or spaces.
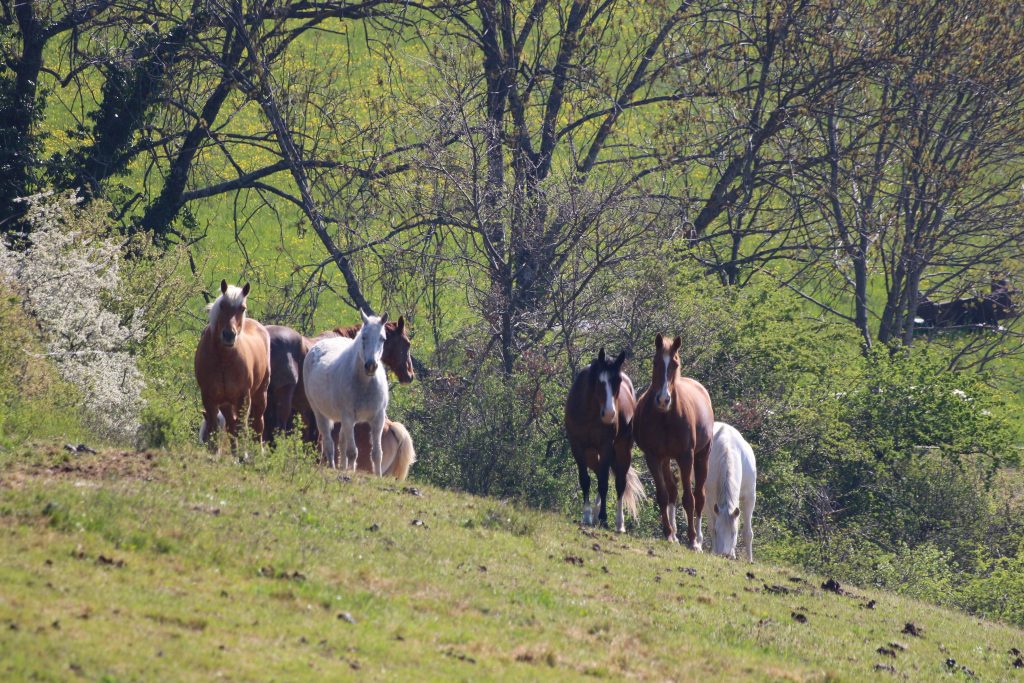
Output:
704,421,757,561
303,311,390,473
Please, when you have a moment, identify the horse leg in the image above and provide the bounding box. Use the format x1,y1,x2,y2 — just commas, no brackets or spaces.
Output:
663,459,679,543
646,454,675,542
314,413,335,468
678,450,700,551
612,452,629,534
367,412,385,477
200,396,222,448
274,383,297,438
572,443,592,525
338,417,358,471
743,491,756,563
693,442,709,551
249,376,269,447
614,432,630,532
263,386,276,443
596,449,612,528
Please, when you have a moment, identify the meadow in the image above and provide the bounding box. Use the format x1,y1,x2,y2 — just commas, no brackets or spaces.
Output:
2,443,1022,682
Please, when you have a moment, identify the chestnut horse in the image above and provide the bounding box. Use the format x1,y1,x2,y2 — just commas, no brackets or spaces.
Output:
194,280,271,447
564,348,647,532
634,335,714,548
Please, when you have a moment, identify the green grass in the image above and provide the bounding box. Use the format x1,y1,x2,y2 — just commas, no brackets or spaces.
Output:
1,445,1022,681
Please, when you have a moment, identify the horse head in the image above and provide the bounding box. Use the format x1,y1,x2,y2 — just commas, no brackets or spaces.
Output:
652,334,682,413
383,316,415,383
711,501,741,560
210,280,250,348
590,347,627,425
358,309,389,377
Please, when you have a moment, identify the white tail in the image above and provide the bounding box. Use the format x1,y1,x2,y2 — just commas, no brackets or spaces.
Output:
199,411,226,443
384,421,417,481
622,466,647,521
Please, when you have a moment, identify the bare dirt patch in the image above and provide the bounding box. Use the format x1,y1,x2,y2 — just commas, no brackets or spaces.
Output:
2,448,163,488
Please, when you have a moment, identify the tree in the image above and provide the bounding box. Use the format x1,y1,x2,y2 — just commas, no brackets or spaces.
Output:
795,0,1024,351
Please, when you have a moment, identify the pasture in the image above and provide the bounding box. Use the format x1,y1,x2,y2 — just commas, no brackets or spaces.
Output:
1,444,1022,682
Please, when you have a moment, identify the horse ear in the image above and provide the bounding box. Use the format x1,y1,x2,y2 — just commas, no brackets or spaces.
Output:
220,279,228,294
613,350,626,369
597,347,606,363
671,336,682,353
241,282,250,297
732,507,741,518
396,316,405,333
360,309,370,325
655,333,663,348
380,312,389,325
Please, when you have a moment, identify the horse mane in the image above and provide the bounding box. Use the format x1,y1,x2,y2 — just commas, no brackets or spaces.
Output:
207,285,246,328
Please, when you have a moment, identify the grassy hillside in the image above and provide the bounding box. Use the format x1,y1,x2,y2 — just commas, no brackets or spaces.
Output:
1,444,1022,682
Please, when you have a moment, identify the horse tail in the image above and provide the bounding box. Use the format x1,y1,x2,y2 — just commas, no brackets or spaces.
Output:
622,465,647,521
385,421,417,481
199,411,226,442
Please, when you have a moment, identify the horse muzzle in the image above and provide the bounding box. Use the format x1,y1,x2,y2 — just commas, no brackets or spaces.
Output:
655,395,672,412
221,330,237,346
364,361,379,375
599,409,617,425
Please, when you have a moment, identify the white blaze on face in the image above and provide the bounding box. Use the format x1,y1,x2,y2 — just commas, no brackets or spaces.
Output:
656,353,672,409
599,371,616,424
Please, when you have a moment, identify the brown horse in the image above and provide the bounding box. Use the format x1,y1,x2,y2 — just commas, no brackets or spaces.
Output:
633,334,714,548
194,280,271,448
564,348,646,532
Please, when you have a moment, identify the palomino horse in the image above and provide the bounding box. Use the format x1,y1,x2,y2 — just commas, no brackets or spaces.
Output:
303,311,390,472
564,348,647,532
706,421,757,561
194,280,271,447
634,334,714,548
263,317,414,442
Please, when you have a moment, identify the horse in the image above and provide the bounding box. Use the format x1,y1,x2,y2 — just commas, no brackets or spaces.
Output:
354,420,417,480
303,311,390,472
705,422,757,561
564,348,647,532
194,280,271,448
263,317,414,443
633,334,715,548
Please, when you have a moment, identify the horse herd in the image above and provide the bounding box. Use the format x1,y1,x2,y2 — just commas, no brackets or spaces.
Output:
194,281,757,561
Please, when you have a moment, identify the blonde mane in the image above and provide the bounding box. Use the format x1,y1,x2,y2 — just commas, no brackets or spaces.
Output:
207,285,247,328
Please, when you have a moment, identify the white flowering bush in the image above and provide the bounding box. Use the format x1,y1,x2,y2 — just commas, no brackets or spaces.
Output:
0,191,146,442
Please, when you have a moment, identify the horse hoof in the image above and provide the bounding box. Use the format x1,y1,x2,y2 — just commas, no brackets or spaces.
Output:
667,535,679,544
616,525,626,534
689,542,703,553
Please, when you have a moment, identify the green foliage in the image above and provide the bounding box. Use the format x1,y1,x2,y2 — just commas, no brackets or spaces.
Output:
412,354,572,510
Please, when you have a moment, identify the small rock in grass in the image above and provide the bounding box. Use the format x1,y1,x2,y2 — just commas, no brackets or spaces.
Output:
791,612,807,623
877,647,896,658
861,599,877,610
874,663,896,673
821,578,846,595
337,612,356,624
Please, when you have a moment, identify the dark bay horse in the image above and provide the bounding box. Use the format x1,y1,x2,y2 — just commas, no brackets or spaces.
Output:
564,348,646,532
634,334,714,548
263,316,414,442
194,280,271,448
